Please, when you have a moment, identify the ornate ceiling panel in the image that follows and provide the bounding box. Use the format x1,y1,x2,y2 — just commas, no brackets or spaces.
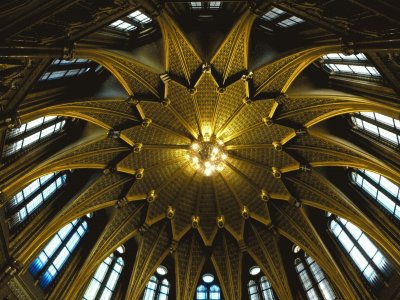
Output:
3,5,400,300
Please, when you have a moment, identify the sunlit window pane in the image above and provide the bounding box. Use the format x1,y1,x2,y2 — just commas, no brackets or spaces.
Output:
82,250,125,300
29,218,88,290
351,112,400,146
295,252,336,299
261,7,285,21
330,216,390,284
7,173,67,228
277,15,305,28
351,169,400,220
322,53,381,77
40,59,94,81
2,116,66,158
128,10,152,24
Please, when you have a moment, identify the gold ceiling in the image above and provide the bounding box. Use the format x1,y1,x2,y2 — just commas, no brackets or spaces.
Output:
3,9,400,300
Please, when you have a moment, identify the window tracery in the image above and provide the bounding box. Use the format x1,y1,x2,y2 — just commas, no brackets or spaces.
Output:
29,216,91,290
247,265,275,300
322,53,381,77
351,169,400,220
328,215,391,287
82,246,125,300
260,7,305,28
40,59,97,81
142,265,170,300
2,116,66,158
6,172,67,229
196,274,221,300
108,10,152,32
293,247,336,300
351,112,400,146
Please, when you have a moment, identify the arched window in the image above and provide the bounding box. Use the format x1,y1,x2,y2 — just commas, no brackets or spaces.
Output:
2,116,66,158
142,265,170,300
293,246,336,300
40,59,98,81
248,280,260,300
247,266,276,300
260,276,275,300
209,285,221,300
82,245,125,300
329,215,391,287
6,172,67,229
322,53,381,77
351,169,400,220
196,274,221,300
351,112,400,146
158,279,170,300
29,216,90,290
143,276,158,300
196,284,207,300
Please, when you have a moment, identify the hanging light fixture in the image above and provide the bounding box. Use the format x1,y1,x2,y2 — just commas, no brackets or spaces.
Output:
189,135,227,176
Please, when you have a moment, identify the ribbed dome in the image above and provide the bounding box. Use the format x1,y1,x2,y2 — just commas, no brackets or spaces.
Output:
2,2,400,300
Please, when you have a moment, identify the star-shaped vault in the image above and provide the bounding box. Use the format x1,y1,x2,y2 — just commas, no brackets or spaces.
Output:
4,9,400,300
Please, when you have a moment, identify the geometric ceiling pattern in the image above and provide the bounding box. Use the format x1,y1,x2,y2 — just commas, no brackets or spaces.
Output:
2,9,400,300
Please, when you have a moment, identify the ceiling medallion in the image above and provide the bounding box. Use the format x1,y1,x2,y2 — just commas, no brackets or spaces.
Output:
189,134,227,176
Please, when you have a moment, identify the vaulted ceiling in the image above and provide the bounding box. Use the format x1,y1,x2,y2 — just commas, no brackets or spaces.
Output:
1,1,400,300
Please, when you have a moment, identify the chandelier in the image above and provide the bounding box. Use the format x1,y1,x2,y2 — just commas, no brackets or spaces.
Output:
189,135,227,176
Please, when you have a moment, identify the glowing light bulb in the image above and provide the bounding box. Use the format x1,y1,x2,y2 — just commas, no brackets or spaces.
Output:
191,142,200,151
187,137,228,176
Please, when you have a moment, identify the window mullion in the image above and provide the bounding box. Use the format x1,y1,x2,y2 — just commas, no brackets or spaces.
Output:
120,16,142,28
94,257,117,300
338,221,386,280
357,171,400,207
354,114,400,134
301,257,325,299
47,62,91,73
33,219,84,282
324,59,370,66
6,173,62,215
5,118,61,144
